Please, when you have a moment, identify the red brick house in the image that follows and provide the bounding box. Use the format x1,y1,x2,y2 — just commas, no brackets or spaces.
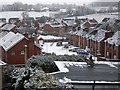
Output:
43,20,65,33
0,32,41,64
0,24,17,33
105,31,120,60
62,18,76,31
83,18,98,29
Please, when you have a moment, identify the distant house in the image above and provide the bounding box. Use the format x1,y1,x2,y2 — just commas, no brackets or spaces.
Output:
9,18,19,24
0,18,6,23
105,31,120,60
62,18,76,31
0,24,17,33
35,16,49,30
83,18,98,29
17,27,38,43
22,17,35,27
0,32,41,64
9,18,21,27
43,20,65,33
17,27,37,35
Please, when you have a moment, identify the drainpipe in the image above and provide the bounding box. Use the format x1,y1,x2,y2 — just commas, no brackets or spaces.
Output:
24,45,27,67
105,41,106,59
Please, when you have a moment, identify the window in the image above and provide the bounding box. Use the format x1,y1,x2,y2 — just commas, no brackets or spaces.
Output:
21,50,25,55
114,55,117,59
107,52,109,57
11,51,15,56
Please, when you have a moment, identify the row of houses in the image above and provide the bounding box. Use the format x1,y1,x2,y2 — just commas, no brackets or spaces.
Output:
0,15,76,65
69,18,120,61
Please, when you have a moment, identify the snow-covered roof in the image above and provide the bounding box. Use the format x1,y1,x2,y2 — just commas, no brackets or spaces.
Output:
0,32,15,45
92,29,107,42
0,31,8,39
69,30,81,36
0,32,25,51
1,24,16,31
45,21,64,27
107,31,120,46
0,22,5,27
64,13,118,23
85,29,97,39
38,35,66,40
63,19,75,26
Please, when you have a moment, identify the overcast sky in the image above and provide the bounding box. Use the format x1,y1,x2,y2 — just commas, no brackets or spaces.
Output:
0,0,97,5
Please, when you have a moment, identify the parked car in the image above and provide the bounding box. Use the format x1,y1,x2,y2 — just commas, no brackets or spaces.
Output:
77,49,89,55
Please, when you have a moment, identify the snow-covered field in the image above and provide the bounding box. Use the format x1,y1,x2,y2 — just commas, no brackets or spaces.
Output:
0,11,58,22
65,13,118,23
0,11,118,23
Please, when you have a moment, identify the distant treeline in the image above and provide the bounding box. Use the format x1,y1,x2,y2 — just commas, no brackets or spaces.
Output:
89,2,118,7
1,2,95,17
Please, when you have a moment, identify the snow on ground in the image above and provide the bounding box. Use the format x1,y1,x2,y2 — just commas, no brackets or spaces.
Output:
54,61,87,73
54,61,119,73
54,61,120,84
94,61,119,69
42,42,77,55
59,78,120,84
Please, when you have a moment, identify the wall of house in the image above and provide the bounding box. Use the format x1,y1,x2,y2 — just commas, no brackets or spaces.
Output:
71,35,79,47
34,46,41,55
43,24,53,32
6,39,28,64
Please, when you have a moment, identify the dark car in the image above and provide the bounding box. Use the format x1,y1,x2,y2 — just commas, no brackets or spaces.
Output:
77,49,89,55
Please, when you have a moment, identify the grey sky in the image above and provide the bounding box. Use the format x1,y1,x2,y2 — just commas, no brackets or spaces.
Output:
0,0,97,5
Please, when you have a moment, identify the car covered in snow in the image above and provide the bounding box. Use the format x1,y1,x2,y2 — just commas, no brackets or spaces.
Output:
69,47,80,52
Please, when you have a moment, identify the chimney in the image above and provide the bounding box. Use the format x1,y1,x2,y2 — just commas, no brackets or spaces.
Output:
28,35,34,44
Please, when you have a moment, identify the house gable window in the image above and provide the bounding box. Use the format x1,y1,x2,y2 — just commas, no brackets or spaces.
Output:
11,51,15,56
20,50,25,55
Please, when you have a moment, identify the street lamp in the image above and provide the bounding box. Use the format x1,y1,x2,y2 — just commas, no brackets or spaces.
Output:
24,45,27,66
